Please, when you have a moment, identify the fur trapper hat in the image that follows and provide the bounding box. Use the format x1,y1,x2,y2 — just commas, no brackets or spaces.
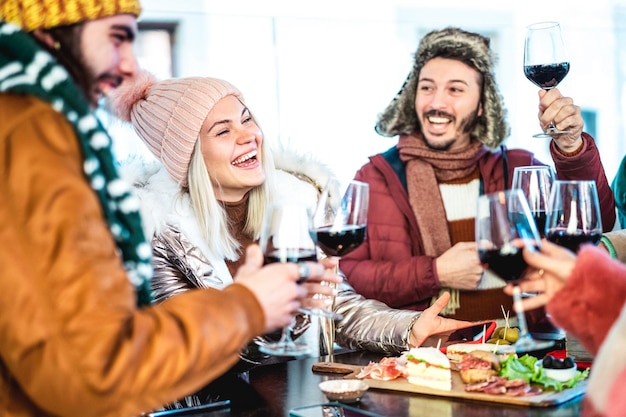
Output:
375,27,510,149
108,71,243,187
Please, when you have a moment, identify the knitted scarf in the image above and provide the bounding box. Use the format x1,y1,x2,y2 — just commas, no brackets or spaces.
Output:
0,21,153,306
397,133,488,257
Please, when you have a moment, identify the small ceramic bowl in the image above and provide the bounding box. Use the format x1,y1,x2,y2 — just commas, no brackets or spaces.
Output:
318,379,369,403
535,362,577,382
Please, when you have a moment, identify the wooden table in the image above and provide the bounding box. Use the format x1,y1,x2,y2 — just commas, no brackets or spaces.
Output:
171,350,584,417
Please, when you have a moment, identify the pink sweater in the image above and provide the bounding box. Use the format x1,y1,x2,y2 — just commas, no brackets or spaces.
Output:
547,246,626,416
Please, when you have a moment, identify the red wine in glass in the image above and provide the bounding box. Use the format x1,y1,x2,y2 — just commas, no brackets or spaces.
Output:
311,179,369,355
524,62,570,89
258,203,317,357
313,224,367,257
524,21,572,137
264,249,318,283
264,249,317,264
545,228,602,253
546,180,602,254
478,247,529,283
476,190,553,353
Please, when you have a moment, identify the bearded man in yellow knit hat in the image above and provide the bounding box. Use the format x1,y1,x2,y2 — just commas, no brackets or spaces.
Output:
0,2,338,416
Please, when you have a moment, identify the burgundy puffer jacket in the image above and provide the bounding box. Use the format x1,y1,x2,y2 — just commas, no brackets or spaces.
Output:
340,133,615,311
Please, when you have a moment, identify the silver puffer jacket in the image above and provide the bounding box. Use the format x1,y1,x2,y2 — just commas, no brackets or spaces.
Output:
122,148,421,356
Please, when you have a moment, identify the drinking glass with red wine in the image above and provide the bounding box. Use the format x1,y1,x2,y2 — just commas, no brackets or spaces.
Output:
511,165,555,238
524,21,572,138
545,180,602,253
310,179,369,354
259,203,317,357
311,180,369,259
476,190,554,353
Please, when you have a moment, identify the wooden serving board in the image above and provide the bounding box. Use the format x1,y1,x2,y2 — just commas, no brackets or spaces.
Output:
312,362,587,407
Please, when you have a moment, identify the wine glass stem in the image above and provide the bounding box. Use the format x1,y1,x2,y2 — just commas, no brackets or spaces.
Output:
320,261,339,358
512,285,531,338
280,317,296,345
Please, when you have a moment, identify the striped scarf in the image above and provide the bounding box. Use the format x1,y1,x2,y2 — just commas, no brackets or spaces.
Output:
0,21,153,306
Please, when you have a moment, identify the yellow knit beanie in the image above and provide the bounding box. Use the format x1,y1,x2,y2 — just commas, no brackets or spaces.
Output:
0,0,142,31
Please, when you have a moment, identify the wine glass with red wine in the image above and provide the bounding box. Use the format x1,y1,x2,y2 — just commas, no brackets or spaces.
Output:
545,180,602,253
311,180,369,259
511,166,555,238
259,203,316,357
476,190,554,353
310,179,369,354
524,21,572,138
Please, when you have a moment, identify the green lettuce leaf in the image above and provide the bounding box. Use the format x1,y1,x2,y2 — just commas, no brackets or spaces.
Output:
499,354,589,391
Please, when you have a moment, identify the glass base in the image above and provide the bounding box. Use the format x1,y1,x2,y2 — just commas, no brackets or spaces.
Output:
300,307,343,320
532,128,572,138
513,336,555,354
259,341,311,357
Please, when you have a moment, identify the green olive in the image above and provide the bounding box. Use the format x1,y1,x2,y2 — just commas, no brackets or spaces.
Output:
503,327,520,343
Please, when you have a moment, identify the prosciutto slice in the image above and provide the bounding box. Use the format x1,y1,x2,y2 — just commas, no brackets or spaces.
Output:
356,357,404,381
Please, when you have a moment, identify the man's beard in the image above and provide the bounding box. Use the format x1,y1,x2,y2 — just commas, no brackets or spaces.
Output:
41,25,97,107
421,108,481,151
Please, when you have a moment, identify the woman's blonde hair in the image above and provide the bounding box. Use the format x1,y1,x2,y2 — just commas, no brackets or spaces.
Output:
186,122,277,260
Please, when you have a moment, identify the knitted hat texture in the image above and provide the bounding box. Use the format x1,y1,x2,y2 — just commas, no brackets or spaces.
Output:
0,0,142,31
108,71,243,186
375,27,510,149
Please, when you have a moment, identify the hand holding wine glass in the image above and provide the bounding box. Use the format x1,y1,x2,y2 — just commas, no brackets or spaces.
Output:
524,21,572,138
545,180,602,253
475,190,553,353
511,165,555,238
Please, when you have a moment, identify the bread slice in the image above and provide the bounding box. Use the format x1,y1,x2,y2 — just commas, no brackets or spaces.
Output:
446,343,515,363
404,347,452,391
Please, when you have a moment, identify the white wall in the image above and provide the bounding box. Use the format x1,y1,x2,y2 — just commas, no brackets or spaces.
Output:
108,0,624,190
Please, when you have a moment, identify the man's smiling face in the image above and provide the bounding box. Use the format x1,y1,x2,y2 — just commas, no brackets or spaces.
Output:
414,57,483,151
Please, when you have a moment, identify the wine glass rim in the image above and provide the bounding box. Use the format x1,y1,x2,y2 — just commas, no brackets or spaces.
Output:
513,165,554,172
553,179,596,185
348,179,369,188
480,189,525,200
527,21,561,30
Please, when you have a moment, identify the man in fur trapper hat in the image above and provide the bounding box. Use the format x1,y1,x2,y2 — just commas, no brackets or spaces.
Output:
0,1,333,416
341,27,616,324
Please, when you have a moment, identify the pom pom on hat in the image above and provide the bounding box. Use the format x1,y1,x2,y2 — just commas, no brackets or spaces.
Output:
107,70,156,123
107,70,243,187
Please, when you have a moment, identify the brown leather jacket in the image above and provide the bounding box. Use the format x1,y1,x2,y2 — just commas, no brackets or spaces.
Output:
0,94,268,417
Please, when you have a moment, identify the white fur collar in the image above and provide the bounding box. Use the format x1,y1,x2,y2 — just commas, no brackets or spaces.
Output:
120,147,339,279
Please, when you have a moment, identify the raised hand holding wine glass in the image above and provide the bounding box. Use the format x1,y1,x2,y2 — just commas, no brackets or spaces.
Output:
545,180,602,253
524,21,572,138
475,190,554,353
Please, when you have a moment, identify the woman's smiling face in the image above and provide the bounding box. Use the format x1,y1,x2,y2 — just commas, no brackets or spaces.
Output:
200,95,265,202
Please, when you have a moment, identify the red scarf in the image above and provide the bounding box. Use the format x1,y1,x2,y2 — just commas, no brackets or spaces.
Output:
397,133,488,256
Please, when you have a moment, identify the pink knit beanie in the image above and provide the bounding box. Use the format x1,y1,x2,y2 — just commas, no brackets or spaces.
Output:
109,71,243,186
